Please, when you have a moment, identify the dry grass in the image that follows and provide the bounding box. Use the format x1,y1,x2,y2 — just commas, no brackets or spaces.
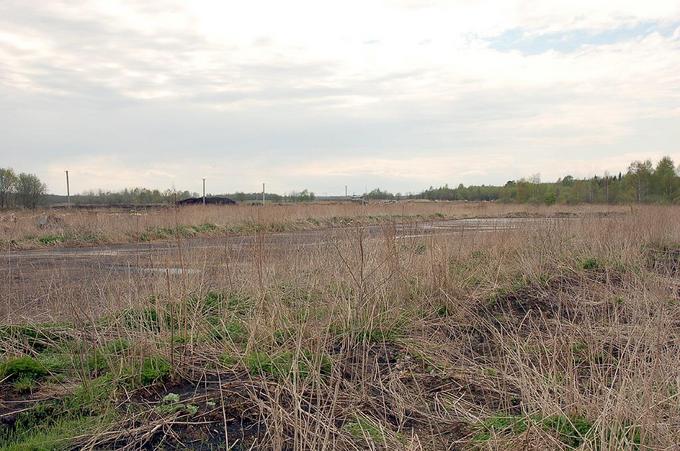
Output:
1,204,679,450
0,201,628,249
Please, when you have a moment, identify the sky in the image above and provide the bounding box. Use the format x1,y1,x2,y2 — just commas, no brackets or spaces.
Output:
1,1,679,196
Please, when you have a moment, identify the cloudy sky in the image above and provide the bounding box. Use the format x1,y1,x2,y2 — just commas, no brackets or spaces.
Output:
1,1,679,196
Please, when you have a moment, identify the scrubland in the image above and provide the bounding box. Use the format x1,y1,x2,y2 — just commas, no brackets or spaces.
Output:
1,204,679,450
0,201,628,249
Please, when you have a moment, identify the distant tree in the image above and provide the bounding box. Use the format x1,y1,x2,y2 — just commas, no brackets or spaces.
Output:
409,158,680,205
0,168,18,208
287,189,315,202
365,188,395,200
626,160,653,202
16,172,47,208
653,156,678,202
560,175,575,186
232,192,247,202
544,192,557,205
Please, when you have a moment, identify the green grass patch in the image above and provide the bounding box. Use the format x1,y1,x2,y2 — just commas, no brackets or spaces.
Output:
1,414,110,451
473,414,593,448
191,223,219,233
225,293,254,316
0,356,49,381
121,305,175,331
0,376,116,450
219,353,238,367
329,322,404,344
37,352,73,374
358,327,401,343
38,234,65,245
190,291,253,318
86,350,109,373
581,257,600,270
245,350,331,380
102,338,131,355
436,305,451,317
209,320,248,343
140,356,171,385
344,416,385,443
273,328,294,345
189,291,224,317
12,376,36,394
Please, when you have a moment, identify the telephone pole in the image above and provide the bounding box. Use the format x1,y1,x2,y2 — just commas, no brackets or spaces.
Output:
65,170,70,207
202,178,206,205
262,183,265,205
345,185,348,199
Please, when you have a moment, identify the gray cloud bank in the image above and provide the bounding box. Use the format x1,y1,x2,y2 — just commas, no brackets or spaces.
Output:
1,1,679,195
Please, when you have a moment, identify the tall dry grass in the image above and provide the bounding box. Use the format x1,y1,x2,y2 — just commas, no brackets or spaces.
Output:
1,205,679,449
0,201,628,248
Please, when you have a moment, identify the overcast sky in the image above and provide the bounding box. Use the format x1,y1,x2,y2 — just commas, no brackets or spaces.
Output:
1,1,679,195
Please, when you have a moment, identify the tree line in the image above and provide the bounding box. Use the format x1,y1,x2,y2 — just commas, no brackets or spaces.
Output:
413,157,680,204
75,188,197,205
228,189,316,203
0,168,47,209
2,156,678,208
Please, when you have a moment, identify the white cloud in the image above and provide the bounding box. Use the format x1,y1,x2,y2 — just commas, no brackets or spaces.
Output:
1,0,679,194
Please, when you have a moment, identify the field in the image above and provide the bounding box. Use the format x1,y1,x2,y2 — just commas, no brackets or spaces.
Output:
0,201,628,249
1,202,679,450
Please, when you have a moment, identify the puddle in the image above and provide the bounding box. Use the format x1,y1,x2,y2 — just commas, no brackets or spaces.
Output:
110,266,201,275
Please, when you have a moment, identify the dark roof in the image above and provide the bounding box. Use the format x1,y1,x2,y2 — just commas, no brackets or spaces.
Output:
177,196,236,205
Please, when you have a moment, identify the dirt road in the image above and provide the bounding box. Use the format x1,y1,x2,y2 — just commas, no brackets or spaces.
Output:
0,217,567,322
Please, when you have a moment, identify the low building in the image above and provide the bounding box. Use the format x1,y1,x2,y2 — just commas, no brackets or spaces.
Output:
177,196,236,205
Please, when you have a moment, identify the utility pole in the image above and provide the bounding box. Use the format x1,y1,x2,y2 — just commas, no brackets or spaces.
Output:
202,178,206,205
345,185,348,199
262,183,265,205
65,170,70,207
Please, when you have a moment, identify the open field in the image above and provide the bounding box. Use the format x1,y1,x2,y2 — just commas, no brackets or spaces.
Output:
1,204,679,449
0,201,629,250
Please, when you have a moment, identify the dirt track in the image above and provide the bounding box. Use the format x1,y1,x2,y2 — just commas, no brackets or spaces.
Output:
1,217,567,322
1,217,563,276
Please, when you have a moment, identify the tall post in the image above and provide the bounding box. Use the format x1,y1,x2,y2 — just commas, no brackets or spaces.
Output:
262,183,265,205
345,185,348,198
65,170,70,207
202,178,206,205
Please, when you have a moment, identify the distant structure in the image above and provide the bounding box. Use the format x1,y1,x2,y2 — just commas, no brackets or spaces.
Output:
177,196,236,206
